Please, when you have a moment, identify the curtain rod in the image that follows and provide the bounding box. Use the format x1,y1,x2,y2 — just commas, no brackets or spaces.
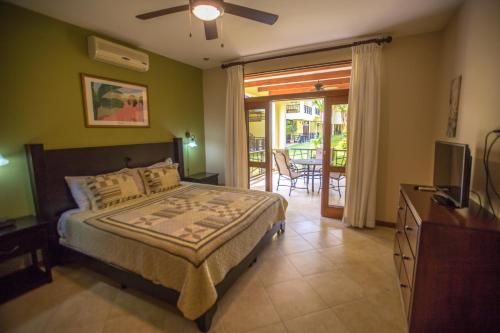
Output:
221,36,392,69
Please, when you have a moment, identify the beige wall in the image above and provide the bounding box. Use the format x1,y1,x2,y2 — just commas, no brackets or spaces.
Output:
432,0,500,214
377,33,441,222
203,67,227,184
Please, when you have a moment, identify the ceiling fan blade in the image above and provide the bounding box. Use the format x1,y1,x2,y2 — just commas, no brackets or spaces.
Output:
204,21,218,40
224,3,278,25
136,5,189,20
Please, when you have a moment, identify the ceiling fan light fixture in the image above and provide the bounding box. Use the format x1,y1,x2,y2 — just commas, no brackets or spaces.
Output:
191,0,223,21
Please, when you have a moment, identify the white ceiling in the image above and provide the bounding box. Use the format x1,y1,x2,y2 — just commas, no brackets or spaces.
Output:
8,0,462,69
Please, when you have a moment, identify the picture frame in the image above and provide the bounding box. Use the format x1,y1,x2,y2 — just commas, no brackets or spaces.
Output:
446,75,461,138
81,74,150,128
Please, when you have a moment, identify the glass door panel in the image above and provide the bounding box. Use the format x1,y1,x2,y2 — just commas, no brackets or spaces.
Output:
321,96,348,219
246,101,271,191
328,104,347,207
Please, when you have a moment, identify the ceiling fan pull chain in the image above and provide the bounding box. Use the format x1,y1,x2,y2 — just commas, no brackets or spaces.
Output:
188,2,193,38
220,17,224,48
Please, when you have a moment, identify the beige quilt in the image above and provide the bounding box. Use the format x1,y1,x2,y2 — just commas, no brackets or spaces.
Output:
59,183,287,320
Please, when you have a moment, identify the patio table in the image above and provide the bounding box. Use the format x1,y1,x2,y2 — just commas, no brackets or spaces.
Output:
291,158,323,193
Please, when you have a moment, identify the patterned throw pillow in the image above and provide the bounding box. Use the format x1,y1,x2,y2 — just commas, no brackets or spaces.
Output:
84,172,142,210
139,164,180,195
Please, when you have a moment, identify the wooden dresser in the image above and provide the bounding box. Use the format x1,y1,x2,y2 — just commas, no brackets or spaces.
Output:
394,184,500,333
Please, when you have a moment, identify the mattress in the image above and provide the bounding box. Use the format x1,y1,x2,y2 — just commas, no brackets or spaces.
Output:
58,183,287,320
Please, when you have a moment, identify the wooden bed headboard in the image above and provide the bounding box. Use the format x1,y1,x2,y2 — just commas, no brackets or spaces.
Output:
25,138,184,224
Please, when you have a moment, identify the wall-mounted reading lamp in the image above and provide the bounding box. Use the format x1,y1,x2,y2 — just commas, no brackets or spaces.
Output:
185,132,198,148
0,154,9,167
185,132,198,176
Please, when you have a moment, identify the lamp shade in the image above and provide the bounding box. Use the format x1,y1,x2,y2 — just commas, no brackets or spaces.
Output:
0,154,9,166
192,0,223,21
193,5,221,21
188,137,198,148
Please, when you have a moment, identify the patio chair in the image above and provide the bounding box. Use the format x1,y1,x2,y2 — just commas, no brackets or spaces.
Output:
275,149,306,173
274,151,308,196
317,150,346,196
329,151,346,197
309,147,323,191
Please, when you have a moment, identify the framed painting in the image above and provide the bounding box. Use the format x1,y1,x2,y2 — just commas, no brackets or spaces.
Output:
81,74,150,127
446,75,461,138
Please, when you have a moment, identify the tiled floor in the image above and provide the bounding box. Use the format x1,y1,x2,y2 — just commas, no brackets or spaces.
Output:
0,193,406,333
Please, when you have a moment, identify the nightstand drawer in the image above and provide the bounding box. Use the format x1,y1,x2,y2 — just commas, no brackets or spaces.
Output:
0,230,47,261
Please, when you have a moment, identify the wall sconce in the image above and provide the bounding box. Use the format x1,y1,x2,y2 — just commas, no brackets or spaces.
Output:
185,132,198,148
0,154,9,167
184,132,198,176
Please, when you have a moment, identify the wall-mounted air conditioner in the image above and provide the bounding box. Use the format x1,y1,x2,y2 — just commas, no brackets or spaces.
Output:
88,36,149,72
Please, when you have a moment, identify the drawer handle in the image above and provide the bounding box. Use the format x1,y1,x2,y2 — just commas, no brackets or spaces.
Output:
405,226,413,231
400,283,408,288
0,245,20,255
402,255,411,260
393,253,400,257
396,230,401,234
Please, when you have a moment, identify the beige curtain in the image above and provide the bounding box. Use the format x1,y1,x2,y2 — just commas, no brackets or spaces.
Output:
343,43,382,228
224,65,248,188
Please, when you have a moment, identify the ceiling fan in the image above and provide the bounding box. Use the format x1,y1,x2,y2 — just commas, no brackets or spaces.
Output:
136,0,279,41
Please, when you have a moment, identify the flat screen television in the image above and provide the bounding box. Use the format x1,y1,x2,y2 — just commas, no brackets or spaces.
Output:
433,141,472,208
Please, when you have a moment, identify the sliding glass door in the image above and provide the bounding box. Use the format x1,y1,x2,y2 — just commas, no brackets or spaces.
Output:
321,95,349,219
245,100,272,191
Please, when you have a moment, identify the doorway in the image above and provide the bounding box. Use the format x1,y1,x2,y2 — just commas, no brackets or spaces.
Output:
245,90,348,219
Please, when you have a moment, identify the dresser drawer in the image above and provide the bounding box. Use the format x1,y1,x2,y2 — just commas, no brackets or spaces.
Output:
399,262,412,320
404,209,419,256
397,194,407,227
0,229,47,261
393,233,403,276
399,235,415,286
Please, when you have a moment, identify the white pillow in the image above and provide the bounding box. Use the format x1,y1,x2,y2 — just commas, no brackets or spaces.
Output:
65,176,90,210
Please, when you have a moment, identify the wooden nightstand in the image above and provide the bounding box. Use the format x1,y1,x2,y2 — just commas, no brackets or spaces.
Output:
183,172,219,185
0,216,52,303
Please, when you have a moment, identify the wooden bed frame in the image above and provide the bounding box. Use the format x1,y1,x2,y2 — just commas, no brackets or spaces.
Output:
25,138,285,332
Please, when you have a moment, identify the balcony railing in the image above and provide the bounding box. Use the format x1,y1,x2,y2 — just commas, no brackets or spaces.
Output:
249,148,347,181
286,133,318,144
249,136,265,152
286,148,347,166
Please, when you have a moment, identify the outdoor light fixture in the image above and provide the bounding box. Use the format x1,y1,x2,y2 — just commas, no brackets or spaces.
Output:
0,154,9,167
191,0,224,21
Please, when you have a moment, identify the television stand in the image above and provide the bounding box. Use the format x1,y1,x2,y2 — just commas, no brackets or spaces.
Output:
432,193,457,207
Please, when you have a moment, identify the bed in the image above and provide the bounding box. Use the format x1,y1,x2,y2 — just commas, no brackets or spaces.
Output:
26,139,287,332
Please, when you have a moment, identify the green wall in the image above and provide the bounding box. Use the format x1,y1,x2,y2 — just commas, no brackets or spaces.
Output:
0,3,205,218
